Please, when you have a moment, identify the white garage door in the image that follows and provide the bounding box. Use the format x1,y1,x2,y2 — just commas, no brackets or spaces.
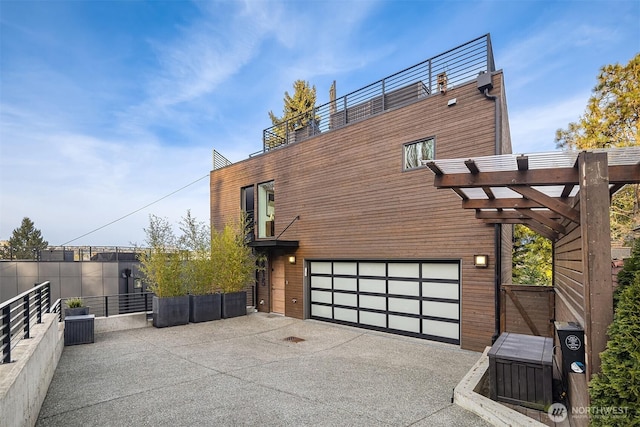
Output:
309,260,460,344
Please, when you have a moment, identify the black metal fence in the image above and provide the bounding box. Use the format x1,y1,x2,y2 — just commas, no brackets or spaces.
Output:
0,281,52,364
60,293,153,319
262,34,495,152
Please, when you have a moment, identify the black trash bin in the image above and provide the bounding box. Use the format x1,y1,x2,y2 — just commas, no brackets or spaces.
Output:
554,321,586,382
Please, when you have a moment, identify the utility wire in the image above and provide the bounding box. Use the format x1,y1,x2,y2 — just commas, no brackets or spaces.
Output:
60,174,209,246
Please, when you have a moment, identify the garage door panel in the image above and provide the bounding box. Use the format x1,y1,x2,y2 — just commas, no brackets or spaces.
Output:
334,277,356,291
359,311,386,327
334,262,357,275
389,315,420,333
359,294,386,310
388,263,420,278
423,319,459,340
334,307,357,323
311,262,332,274
360,278,385,294
310,260,460,345
388,297,420,315
422,263,459,280
359,262,386,277
422,282,459,300
422,300,459,320
388,280,419,296
311,290,332,304
311,275,332,289
334,292,357,307
311,304,332,318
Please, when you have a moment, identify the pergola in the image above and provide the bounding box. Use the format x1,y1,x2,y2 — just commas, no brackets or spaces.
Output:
425,148,640,242
426,147,640,386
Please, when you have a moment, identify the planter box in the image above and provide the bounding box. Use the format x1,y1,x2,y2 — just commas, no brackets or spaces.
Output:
189,293,222,323
64,307,89,317
152,295,189,328
222,291,247,319
488,332,553,410
64,314,95,346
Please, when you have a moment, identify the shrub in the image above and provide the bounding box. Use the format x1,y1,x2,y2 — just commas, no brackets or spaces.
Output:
65,297,84,308
212,216,257,294
589,273,640,425
615,238,640,308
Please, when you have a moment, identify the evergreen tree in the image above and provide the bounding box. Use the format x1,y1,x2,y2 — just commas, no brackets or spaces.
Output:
556,53,640,244
512,224,552,286
0,217,48,260
267,80,319,148
615,238,640,308
589,273,640,426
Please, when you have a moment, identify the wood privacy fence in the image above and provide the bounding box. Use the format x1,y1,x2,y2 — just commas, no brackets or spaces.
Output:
500,284,554,338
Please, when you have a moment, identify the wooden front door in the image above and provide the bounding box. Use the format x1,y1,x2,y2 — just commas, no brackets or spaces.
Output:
271,255,285,314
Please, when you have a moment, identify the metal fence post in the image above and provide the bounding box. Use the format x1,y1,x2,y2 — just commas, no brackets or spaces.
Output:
36,285,42,324
105,295,109,317
2,305,10,363
23,294,30,339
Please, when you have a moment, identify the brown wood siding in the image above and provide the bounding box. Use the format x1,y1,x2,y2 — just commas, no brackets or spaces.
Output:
211,72,509,352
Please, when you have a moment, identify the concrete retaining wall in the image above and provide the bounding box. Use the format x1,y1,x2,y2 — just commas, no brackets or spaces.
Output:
0,313,63,427
94,312,150,333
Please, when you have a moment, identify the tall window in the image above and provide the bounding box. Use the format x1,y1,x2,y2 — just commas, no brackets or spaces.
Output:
403,137,435,170
241,185,255,242
258,181,275,238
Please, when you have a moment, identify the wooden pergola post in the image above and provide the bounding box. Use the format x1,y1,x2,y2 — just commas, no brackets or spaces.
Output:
578,151,613,378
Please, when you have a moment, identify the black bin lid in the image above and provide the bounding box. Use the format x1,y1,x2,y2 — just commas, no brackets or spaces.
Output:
488,332,553,365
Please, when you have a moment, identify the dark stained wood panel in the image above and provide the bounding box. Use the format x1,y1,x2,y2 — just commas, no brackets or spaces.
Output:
211,73,510,351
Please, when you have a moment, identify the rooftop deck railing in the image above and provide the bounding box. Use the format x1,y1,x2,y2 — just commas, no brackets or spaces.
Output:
1,281,52,364
262,34,495,153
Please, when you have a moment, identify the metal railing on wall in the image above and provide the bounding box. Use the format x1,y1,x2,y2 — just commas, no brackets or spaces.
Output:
263,34,495,152
60,293,153,319
0,281,52,364
1,246,143,262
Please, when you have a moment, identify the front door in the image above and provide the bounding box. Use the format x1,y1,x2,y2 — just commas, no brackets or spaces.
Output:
271,255,285,314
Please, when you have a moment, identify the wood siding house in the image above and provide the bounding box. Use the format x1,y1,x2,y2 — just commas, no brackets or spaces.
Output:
210,35,512,352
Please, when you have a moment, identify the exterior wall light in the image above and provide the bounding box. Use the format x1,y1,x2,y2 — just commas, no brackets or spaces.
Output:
474,254,488,268
288,255,296,265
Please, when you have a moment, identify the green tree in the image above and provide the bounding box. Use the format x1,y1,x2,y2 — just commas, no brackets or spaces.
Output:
556,53,639,244
512,224,552,286
211,216,257,293
0,217,48,260
267,80,319,148
615,238,640,308
178,210,214,295
589,272,640,426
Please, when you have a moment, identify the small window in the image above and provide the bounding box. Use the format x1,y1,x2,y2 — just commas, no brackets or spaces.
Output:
258,181,275,238
403,137,434,170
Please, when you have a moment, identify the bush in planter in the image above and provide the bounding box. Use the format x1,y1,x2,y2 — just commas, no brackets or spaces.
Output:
139,215,189,327
212,216,258,318
64,297,89,316
179,210,220,323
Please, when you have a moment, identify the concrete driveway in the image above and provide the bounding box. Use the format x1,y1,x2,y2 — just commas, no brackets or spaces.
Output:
37,313,489,426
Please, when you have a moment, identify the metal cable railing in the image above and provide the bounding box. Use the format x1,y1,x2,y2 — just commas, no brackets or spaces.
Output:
263,34,494,152
60,293,153,319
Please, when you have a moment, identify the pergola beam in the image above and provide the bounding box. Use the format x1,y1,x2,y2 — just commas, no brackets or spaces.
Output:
508,185,581,224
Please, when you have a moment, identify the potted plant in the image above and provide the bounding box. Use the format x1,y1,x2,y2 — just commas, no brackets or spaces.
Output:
212,216,258,319
64,297,89,317
179,210,221,323
139,215,189,328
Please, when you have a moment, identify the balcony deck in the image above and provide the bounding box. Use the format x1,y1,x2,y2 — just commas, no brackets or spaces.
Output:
37,313,488,426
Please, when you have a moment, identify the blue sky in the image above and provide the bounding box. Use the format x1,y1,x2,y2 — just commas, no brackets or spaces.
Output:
1,0,638,246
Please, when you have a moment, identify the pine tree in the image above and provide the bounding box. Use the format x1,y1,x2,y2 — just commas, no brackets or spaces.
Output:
266,80,319,148
615,238,640,308
0,217,48,260
589,273,640,426
556,53,640,244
